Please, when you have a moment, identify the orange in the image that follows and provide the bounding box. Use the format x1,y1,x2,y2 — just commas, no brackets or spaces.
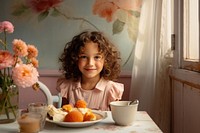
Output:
83,112,96,121
64,110,83,122
62,104,73,112
75,100,87,108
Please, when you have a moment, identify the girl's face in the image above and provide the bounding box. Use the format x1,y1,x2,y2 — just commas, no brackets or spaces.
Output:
78,42,104,80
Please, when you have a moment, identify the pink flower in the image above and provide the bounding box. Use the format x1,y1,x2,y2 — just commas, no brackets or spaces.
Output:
27,44,38,58
12,39,28,57
93,0,118,22
30,57,39,68
15,57,23,64
12,64,39,88
93,0,142,22
0,20,40,91
0,21,14,33
0,50,14,69
26,0,63,13
114,0,142,11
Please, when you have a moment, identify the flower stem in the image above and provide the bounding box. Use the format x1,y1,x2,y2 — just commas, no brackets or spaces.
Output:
6,92,17,118
0,39,6,46
0,91,10,118
0,89,17,119
3,30,7,50
4,102,10,119
54,8,100,31
122,45,134,67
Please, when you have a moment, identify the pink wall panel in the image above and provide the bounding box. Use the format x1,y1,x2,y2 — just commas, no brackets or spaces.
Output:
19,72,131,109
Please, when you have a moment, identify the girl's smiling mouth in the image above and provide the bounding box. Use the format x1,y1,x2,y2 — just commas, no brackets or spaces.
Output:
84,68,96,71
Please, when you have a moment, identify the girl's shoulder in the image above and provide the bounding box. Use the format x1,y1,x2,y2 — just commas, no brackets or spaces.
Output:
107,80,124,87
101,79,124,101
100,78,124,92
56,76,79,90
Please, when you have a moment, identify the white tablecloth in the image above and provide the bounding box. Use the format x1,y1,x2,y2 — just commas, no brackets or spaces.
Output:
0,111,163,133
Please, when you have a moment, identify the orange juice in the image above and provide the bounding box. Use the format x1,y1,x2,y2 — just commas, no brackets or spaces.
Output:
17,113,41,133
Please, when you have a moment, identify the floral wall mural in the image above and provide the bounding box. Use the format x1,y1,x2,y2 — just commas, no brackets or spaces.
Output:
0,0,142,71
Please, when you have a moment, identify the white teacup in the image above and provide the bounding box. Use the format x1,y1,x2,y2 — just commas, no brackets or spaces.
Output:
110,100,139,126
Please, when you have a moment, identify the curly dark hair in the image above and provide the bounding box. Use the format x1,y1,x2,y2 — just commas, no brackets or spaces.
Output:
59,30,121,81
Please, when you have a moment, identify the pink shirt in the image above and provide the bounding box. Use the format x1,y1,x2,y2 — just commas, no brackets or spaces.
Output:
56,77,124,111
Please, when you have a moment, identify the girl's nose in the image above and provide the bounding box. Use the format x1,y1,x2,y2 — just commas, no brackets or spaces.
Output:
87,57,95,65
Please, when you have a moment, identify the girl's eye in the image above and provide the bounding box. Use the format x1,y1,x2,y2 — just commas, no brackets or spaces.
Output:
94,55,103,60
78,55,103,61
79,55,87,59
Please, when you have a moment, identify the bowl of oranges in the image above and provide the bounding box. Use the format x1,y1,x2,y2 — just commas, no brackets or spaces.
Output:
46,100,107,127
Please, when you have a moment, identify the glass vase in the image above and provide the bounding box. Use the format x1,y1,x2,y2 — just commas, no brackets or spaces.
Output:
0,84,19,124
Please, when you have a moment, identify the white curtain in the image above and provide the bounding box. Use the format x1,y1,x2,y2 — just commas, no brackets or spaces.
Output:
129,0,172,133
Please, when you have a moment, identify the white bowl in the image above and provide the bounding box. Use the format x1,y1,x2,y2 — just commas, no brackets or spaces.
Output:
110,101,139,126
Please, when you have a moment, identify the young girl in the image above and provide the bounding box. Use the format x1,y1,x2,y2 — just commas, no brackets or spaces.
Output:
56,31,124,111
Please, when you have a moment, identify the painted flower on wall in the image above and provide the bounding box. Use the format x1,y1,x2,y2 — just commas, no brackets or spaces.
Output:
93,0,142,42
12,0,142,42
26,0,63,13
12,0,99,30
11,0,142,67
12,0,63,22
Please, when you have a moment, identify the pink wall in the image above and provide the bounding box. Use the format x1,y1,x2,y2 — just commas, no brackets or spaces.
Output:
19,70,132,109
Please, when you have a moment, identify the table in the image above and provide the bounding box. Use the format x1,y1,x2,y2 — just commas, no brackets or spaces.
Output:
0,111,163,133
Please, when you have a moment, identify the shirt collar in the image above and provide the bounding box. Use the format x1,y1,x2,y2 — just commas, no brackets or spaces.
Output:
95,78,108,91
73,78,108,91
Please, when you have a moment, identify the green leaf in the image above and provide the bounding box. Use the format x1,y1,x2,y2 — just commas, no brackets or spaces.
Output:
38,11,49,22
128,10,140,18
11,4,29,16
115,10,128,23
112,19,125,35
51,8,61,17
126,15,140,43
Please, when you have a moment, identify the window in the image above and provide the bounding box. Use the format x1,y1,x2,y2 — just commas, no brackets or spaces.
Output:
176,0,200,72
183,0,199,61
